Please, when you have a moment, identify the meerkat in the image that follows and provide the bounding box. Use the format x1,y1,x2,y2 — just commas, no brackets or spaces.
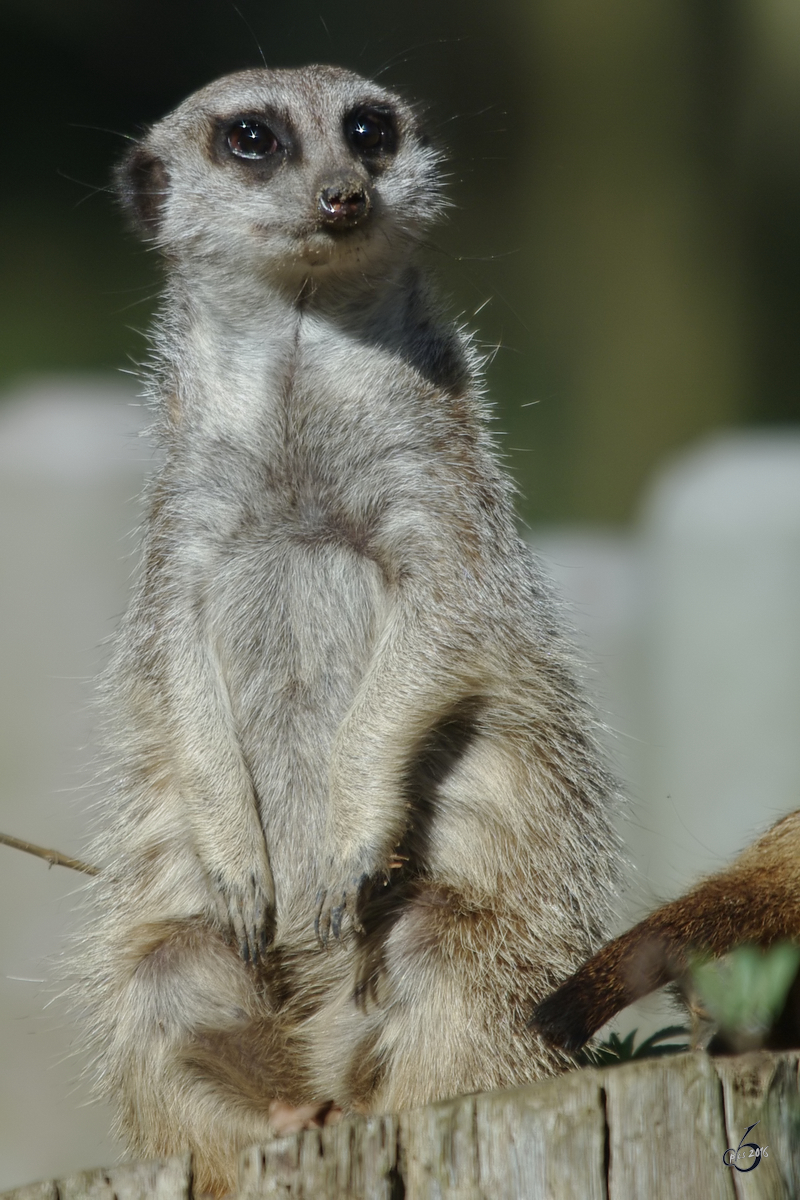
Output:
72,66,619,1196
532,808,800,1052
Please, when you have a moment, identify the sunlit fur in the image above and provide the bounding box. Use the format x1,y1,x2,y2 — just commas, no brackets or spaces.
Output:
533,809,800,1053
71,66,619,1196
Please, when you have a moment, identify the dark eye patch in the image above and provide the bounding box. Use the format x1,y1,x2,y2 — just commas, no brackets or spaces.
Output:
226,118,281,159
344,106,398,157
208,110,293,174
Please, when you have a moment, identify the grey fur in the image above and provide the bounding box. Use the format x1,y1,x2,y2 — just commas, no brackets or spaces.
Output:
72,66,619,1197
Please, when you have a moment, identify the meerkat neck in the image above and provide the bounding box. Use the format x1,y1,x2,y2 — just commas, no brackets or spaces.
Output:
155,259,425,447
170,251,417,323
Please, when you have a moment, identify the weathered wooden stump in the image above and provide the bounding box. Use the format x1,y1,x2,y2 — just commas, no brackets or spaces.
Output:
3,1051,799,1199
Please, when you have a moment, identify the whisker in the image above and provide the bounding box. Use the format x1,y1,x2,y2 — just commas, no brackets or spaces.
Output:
371,36,466,81
226,0,267,68
68,123,136,143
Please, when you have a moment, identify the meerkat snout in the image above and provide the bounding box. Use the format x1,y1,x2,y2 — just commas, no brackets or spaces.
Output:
317,178,371,229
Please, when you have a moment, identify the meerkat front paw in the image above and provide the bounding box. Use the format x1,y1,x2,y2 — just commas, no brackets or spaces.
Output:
314,872,371,945
210,866,275,965
314,843,410,944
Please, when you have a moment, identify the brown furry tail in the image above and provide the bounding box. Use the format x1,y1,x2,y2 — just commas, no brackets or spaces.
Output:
531,809,800,1051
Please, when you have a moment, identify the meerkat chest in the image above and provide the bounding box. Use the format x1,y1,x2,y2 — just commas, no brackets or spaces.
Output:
174,308,407,671
179,307,446,551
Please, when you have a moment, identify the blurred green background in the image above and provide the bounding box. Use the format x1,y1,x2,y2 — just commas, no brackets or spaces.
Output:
0,0,798,524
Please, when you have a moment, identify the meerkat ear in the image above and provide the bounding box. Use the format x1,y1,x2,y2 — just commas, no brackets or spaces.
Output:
116,145,170,236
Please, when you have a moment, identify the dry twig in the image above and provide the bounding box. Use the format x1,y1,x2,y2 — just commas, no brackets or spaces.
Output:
0,830,98,875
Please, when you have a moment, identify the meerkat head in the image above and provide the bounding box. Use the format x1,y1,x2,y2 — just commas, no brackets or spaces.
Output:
117,66,446,286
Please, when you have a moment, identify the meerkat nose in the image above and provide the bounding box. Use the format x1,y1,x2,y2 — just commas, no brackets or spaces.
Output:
317,178,371,229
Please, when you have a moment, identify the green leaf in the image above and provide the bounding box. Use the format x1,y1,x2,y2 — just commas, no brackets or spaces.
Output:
579,1024,689,1067
688,943,800,1038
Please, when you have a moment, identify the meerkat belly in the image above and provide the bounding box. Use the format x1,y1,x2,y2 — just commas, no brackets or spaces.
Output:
209,532,385,917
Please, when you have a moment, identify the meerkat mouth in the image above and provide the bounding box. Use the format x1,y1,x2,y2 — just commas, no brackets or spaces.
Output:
300,238,366,268
250,221,370,249
246,223,371,269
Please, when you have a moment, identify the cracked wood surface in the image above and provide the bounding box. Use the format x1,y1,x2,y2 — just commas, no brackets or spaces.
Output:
3,1052,799,1199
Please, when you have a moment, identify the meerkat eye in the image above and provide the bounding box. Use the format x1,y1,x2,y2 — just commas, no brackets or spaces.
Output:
226,119,281,159
344,107,398,156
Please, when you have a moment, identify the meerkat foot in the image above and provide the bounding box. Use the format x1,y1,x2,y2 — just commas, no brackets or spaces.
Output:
268,1099,343,1135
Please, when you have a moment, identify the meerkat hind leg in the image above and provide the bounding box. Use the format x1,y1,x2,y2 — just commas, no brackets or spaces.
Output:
361,889,566,1112
107,917,308,1197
